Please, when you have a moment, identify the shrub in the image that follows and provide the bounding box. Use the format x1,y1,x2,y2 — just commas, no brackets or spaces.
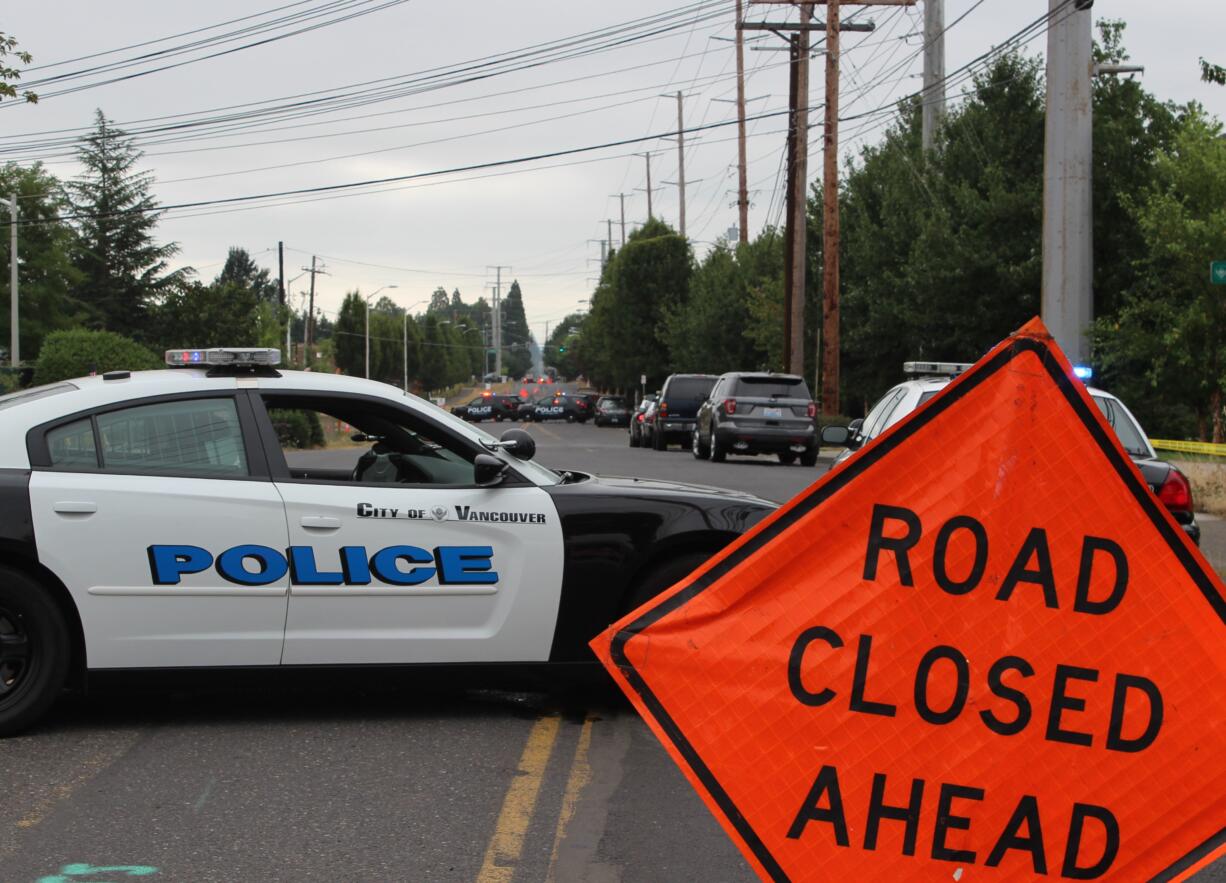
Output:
269,409,325,449
33,329,161,385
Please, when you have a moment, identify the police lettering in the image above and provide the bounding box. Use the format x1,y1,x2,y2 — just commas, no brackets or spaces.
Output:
147,544,498,587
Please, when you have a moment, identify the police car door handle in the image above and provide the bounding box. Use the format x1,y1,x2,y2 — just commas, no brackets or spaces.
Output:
300,516,342,530
53,501,97,515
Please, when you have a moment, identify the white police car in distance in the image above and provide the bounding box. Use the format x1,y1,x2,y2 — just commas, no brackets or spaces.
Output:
0,348,776,734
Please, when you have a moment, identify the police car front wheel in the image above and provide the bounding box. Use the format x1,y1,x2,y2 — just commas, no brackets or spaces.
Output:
0,567,70,737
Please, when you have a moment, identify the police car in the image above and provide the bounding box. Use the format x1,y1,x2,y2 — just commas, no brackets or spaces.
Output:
821,361,1201,544
0,348,776,734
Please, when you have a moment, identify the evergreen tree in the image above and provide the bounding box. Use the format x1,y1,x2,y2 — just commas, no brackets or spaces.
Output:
71,110,183,339
216,247,278,303
499,280,533,377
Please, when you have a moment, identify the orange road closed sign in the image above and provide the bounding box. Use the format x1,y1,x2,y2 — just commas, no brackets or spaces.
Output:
592,318,1226,881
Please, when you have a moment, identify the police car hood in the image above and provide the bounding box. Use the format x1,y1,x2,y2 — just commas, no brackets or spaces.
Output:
570,472,776,506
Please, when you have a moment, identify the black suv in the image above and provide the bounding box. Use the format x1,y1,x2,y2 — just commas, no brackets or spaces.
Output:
694,372,818,465
649,374,717,451
531,393,590,422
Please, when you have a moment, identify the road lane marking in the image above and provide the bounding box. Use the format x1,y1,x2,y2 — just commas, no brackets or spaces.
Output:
533,424,562,441
545,715,594,883
476,714,562,883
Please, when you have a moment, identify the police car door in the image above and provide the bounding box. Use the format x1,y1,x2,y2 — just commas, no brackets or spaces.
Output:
253,389,563,665
27,393,291,668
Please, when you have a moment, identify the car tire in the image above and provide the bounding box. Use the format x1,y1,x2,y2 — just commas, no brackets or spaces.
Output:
711,433,726,463
800,448,818,467
652,428,666,451
778,452,797,465
0,567,70,737
624,551,713,613
629,429,640,448
692,429,710,460
566,414,575,423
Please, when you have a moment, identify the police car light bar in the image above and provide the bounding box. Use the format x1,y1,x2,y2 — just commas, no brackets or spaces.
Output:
903,361,973,378
1072,364,1094,381
165,348,281,368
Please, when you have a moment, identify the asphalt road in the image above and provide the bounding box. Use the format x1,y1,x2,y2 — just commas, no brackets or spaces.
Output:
2,418,1221,883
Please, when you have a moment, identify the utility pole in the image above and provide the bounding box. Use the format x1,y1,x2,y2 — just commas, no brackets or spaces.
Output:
611,193,628,246
782,30,802,375
301,257,327,369
637,152,657,221
277,241,285,307
488,265,511,377
607,218,615,257
5,195,16,367
1042,0,1094,364
675,91,687,238
735,0,750,244
820,0,840,415
921,0,946,153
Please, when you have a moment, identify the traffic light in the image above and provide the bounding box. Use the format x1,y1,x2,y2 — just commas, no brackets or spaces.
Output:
558,345,566,353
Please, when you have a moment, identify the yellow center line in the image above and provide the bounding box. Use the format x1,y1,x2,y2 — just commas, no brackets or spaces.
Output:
476,714,562,883
534,424,562,441
545,715,594,883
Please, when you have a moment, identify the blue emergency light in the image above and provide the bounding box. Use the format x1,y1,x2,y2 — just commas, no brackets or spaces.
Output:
1072,364,1094,382
165,348,281,368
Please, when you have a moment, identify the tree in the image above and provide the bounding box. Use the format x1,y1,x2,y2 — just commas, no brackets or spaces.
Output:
0,163,86,359
1093,109,1226,441
216,247,278,303
0,33,35,104
499,280,533,378
427,286,450,315
1201,58,1226,86
70,111,184,339
332,291,365,377
153,279,263,350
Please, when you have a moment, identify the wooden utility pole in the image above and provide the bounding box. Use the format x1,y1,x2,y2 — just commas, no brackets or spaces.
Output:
781,32,801,375
637,153,655,221
301,256,327,368
921,0,946,153
735,0,750,244
747,0,912,413
612,193,628,246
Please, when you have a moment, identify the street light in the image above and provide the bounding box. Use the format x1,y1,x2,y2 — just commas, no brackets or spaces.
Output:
364,285,398,379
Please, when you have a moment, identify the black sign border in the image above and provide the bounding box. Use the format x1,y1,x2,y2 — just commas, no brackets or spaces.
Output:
611,336,1226,883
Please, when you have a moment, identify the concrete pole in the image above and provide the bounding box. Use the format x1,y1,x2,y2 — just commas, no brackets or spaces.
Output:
364,297,371,379
494,267,502,378
676,91,687,239
1042,0,1094,365
735,0,750,243
922,0,946,153
403,312,409,393
644,153,654,220
821,0,840,414
7,195,16,367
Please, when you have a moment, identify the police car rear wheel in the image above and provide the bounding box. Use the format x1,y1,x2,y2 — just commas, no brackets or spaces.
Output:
0,568,70,736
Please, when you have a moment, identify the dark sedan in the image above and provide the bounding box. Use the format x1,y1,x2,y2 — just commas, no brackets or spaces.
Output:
594,395,630,427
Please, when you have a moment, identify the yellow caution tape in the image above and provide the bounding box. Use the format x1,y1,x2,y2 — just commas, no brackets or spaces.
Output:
1149,438,1226,457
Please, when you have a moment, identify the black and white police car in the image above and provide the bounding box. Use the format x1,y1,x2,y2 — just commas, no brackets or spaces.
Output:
0,348,776,734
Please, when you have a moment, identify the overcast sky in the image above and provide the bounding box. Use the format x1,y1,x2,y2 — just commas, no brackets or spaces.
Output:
4,0,1223,344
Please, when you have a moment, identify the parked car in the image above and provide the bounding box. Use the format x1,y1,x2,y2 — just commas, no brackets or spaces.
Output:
531,392,590,423
821,362,1201,545
693,372,818,465
594,396,630,427
628,394,658,447
647,374,717,451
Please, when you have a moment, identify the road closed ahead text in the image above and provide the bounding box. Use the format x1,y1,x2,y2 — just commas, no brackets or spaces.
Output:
784,502,1162,879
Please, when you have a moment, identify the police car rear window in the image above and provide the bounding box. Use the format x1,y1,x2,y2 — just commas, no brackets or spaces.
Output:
97,398,248,476
732,376,810,399
0,382,76,411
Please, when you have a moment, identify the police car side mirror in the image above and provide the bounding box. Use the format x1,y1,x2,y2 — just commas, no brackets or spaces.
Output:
474,453,509,487
821,425,851,447
498,428,536,461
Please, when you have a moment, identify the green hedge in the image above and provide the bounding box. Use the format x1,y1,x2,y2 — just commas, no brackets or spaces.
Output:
269,409,325,449
32,329,162,386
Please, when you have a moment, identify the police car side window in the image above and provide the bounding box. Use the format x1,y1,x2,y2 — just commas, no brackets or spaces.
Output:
96,398,249,476
860,387,907,441
47,419,99,469
262,395,477,486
